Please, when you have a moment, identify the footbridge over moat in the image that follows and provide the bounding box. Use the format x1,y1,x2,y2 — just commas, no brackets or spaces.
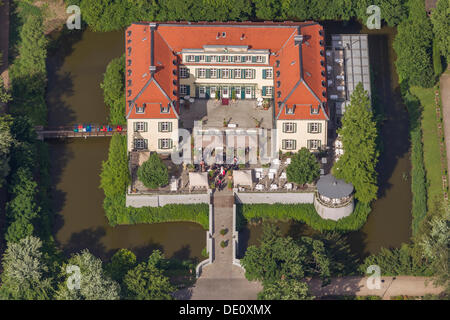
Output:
34,125,127,140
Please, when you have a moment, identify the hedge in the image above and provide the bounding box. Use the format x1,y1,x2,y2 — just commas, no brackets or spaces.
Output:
237,201,371,232
403,90,427,235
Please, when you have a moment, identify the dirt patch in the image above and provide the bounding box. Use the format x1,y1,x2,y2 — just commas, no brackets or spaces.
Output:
35,0,69,34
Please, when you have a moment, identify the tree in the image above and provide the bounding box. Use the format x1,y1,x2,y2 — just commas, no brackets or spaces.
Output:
9,13,47,124
123,250,175,300
0,236,54,300
418,205,450,291
257,278,313,300
137,152,169,189
241,224,306,282
5,167,40,243
100,54,126,125
286,147,320,185
0,76,11,103
0,115,15,187
431,0,450,63
333,83,379,204
393,0,434,87
56,250,120,300
105,248,137,284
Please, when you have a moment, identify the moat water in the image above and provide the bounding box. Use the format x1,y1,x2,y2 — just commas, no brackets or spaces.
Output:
46,21,411,261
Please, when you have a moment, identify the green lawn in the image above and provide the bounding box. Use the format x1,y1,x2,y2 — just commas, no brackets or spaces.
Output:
410,86,444,212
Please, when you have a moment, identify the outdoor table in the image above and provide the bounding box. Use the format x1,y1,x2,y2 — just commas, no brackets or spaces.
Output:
270,184,278,190
255,184,264,191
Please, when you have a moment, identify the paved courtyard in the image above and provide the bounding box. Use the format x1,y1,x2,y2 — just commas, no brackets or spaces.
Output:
179,99,273,129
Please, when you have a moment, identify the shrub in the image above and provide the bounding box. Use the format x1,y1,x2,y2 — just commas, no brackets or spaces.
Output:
220,240,228,248
286,148,320,185
137,153,169,189
220,228,228,236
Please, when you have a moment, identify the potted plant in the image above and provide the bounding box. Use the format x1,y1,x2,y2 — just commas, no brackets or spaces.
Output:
220,228,228,236
223,118,228,127
227,181,233,189
215,90,220,101
231,89,236,102
263,99,270,110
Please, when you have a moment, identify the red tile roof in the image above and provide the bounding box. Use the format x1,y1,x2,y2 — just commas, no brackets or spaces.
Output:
125,21,327,121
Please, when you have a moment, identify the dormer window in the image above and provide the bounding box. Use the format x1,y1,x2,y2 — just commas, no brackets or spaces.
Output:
127,47,131,56
277,81,281,88
160,104,170,113
286,105,295,114
127,90,132,97
127,80,132,86
136,104,145,113
127,59,132,66
222,32,226,38
277,91,281,98
127,30,132,37
276,60,280,67
127,69,132,76
311,105,320,114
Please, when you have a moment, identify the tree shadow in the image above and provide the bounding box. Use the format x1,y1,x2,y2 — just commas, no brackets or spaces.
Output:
131,241,164,261
368,33,411,200
46,29,85,127
61,227,111,260
171,245,192,261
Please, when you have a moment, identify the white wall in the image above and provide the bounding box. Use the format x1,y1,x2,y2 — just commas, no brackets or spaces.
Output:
127,118,178,153
276,119,327,152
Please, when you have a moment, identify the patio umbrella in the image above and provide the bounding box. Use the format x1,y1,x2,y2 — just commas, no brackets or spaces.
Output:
189,172,209,189
233,170,253,187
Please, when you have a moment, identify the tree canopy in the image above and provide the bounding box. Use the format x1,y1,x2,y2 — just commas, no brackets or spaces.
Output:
286,147,320,185
123,250,175,300
431,0,450,63
100,54,126,126
333,83,379,204
393,0,434,87
0,115,15,188
56,250,121,300
137,152,169,189
0,236,54,300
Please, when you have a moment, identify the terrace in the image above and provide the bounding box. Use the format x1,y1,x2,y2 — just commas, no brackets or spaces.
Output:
179,98,274,130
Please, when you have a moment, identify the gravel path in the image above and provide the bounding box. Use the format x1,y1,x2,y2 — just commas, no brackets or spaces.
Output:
440,68,450,183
